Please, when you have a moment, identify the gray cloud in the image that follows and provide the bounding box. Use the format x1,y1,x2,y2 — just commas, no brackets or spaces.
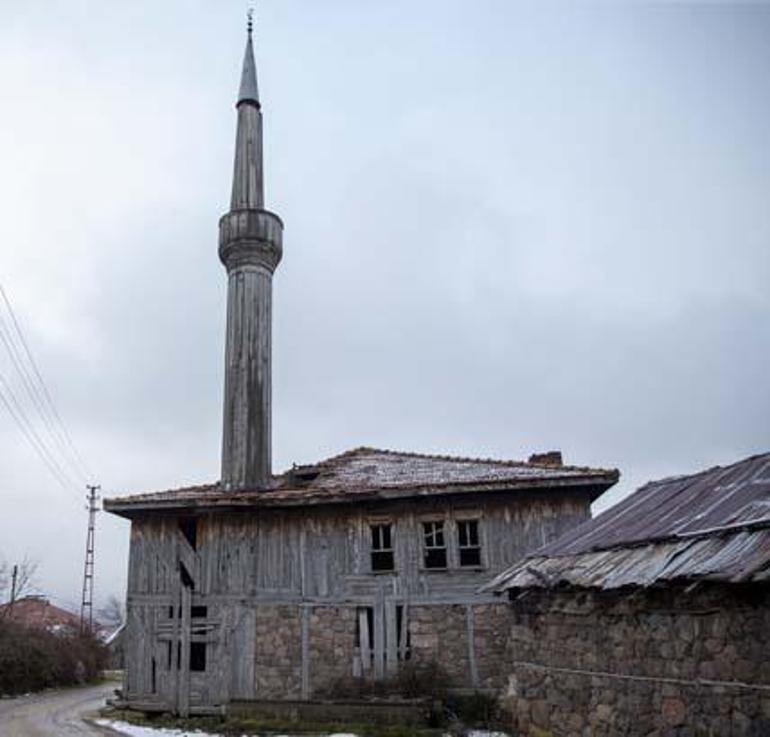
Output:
0,1,767,607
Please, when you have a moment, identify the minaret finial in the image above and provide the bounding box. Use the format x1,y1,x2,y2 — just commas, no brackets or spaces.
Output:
237,8,260,106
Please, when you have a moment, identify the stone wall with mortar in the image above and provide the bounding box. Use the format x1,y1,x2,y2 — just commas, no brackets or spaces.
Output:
308,605,358,693
254,604,302,698
501,584,770,736
251,601,510,699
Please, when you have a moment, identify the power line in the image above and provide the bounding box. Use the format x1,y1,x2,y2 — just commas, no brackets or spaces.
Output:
0,285,94,482
0,284,95,493
0,372,81,499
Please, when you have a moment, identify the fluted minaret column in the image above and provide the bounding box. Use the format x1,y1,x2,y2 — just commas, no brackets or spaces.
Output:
219,25,283,490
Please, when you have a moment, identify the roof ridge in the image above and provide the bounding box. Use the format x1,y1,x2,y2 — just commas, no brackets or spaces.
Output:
317,445,618,475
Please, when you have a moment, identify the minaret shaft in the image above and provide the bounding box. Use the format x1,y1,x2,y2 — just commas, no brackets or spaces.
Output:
230,103,264,210
219,30,283,490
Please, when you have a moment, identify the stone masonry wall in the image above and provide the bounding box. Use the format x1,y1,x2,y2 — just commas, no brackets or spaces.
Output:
253,601,509,699
502,584,770,737
308,605,357,694
254,604,302,698
410,602,509,691
410,604,470,686
473,602,510,691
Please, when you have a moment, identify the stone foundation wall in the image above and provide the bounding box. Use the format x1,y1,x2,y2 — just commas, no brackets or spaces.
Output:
502,584,770,736
254,604,302,698
308,605,357,693
409,602,509,691
410,604,470,685
252,601,509,699
472,602,510,690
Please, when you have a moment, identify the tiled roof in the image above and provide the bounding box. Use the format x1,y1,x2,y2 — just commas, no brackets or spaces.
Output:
486,452,770,593
0,596,81,632
104,446,618,516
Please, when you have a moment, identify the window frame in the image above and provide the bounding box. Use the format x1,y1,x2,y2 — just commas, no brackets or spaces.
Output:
420,518,449,571
455,517,485,569
369,521,396,573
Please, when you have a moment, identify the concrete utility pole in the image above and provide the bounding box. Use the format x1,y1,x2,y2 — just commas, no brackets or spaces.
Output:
80,485,100,635
219,14,283,491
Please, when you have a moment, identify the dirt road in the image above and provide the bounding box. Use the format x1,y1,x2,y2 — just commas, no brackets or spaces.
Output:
0,682,116,736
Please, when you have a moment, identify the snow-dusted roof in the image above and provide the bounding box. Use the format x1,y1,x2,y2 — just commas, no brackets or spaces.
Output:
104,446,618,516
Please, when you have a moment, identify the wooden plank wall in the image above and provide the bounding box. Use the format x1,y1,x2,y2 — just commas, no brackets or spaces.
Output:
124,493,591,706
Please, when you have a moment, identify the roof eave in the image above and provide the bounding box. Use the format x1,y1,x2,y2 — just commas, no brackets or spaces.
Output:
103,472,618,518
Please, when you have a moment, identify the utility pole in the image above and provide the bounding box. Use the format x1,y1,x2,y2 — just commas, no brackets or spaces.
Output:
9,564,17,605
80,485,100,635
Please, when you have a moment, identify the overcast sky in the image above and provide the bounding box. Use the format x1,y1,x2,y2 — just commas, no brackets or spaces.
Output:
0,1,768,611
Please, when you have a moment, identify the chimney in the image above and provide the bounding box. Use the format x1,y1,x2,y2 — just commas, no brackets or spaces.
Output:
528,451,563,467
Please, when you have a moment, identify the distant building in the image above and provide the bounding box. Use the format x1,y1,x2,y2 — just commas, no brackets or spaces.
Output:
0,595,80,634
103,25,618,716
487,452,770,736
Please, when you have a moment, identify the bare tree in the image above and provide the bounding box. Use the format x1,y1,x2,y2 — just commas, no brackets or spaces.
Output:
97,594,125,630
0,556,39,610
10,556,39,602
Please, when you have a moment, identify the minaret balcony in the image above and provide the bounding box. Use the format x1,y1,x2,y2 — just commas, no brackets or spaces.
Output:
218,208,283,273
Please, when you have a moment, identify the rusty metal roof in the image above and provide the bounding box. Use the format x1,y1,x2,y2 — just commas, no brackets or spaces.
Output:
103,446,618,516
486,452,770,593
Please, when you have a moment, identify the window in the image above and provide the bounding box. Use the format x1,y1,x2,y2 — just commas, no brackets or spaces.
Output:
178,517,197,550
370,524,395,571
457,519,482,567
190,642,207,672
422,521,447,569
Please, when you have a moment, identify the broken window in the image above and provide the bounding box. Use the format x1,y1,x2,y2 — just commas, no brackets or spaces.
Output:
457,519,482,567
178,517,198,550
190,642,206,672
370,524,395,571
396,604,411,661
422,521,447,569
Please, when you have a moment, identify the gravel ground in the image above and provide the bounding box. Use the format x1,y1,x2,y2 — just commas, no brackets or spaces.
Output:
0,682,115,736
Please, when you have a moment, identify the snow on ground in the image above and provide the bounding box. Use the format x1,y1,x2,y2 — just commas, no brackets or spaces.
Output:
96,719,509,737
95,721,359,737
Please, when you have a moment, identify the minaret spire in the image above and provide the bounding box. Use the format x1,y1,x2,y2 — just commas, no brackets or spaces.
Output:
219,15,283,490
238,9,259,107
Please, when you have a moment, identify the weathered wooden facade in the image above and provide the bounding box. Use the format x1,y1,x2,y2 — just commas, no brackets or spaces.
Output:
104,26,619,714
106,448,617,713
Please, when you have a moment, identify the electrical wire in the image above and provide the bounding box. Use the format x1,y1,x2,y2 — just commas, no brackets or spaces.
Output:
0,285,94,482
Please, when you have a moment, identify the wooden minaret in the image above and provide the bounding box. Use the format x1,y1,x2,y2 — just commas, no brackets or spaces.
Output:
219,17,283,490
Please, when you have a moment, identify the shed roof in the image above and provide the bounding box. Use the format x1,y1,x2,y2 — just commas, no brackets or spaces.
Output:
103,446,618,517
486,452,770,593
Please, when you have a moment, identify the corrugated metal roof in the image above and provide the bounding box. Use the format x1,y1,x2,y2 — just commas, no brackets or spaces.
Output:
103,446,618,516
487,452,770,593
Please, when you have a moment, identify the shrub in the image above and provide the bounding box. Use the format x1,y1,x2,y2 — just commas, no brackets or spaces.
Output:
0,619,108,695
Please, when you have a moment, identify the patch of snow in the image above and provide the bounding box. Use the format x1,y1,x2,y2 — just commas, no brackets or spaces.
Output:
94,719,226,737
95,719,510,737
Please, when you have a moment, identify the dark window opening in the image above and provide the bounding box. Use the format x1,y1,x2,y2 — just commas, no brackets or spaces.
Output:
167,605,175,619
151,658,156,693
291,465,320,483
167,641,173,670
179,517,197,550
179,561,194,590
177,642,181,670
191,606,207,619
354,606,375,652
190,642,207,672
422,521,447,569
370,524,395,571
458,519,482,567
396,604,411,661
